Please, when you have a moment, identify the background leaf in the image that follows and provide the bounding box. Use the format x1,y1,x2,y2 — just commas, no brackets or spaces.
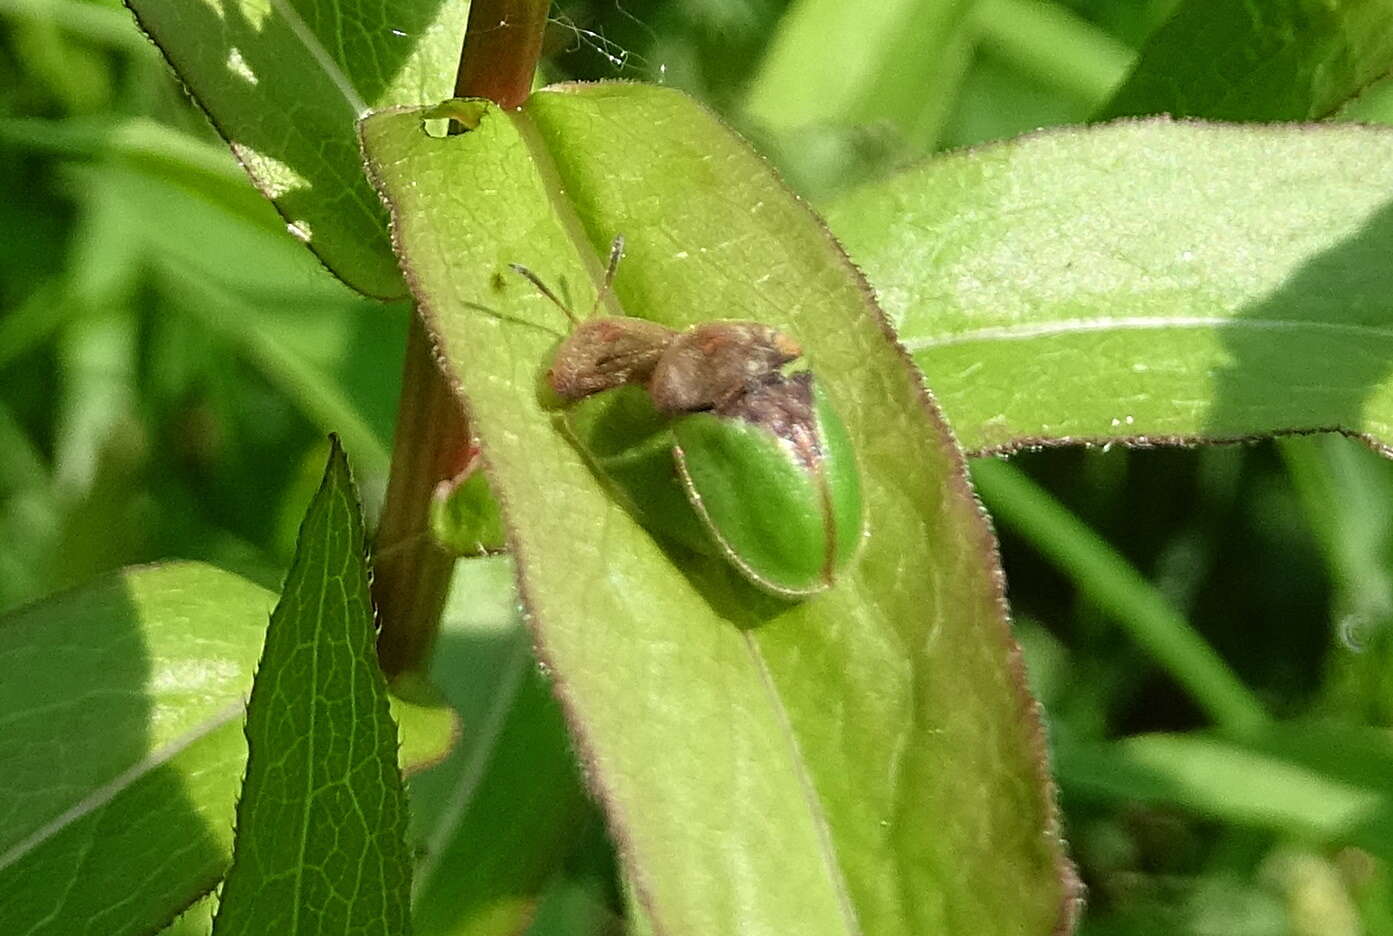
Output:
412,657,591,936
826,118,1393,454
0,116,286,242
361,83,1074,936
971,0,1133,113
0,559,453,936
741,0,976,193
405,556,600,936
0,563,269,936
122,0,470,296
1099,0,1393,121
970,458,1268,736
212,439,412,935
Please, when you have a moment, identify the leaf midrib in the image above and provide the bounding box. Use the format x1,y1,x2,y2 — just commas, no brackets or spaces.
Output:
905,313,1393,351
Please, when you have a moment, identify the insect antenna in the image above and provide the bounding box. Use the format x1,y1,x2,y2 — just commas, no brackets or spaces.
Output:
508,262,578,326
509,234,625,326
589,234,625,317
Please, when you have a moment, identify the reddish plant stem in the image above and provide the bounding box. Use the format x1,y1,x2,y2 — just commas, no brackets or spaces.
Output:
373,0,550,676
373,318,470,677
453,0,550,105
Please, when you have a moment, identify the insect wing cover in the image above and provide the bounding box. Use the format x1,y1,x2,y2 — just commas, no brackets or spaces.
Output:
672,373,863,596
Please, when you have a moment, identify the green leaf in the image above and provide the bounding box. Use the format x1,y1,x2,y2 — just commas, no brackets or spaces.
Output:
212,438,411,935
0,563,269,936
1099,0,1393,121
158,894,219,936
1338,73,1393,124
122,0,469,297
430,467,507,557
361,83,1075,936
0,561,454,936
826,119,1393,454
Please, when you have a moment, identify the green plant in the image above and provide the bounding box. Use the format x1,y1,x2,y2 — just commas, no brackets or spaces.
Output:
5,0,1393,934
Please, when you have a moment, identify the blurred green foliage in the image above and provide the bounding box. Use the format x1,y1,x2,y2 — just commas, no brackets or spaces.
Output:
4,0,1393,933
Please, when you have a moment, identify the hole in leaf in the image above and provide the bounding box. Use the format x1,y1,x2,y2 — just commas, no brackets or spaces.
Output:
420,99,489,138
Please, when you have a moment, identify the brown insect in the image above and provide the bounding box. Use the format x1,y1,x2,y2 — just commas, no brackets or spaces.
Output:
510,236,802,413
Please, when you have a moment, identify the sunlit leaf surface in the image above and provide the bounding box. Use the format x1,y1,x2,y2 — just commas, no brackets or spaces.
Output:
828,119,1393,454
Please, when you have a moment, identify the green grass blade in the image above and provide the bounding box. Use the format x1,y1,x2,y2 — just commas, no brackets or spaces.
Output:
407,558,592,936
1058,723,1393,861
1279,435,1393,723
154,265,391,476
972,0,1133,109
971,458,1269,737
412,660,589,936
743,0,976,153
0,116,281,233
0,0,155,53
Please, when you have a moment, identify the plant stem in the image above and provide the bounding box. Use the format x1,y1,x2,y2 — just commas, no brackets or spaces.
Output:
453,0,549,106
373,318,469,676
971,457,1270,739
372,0,549,677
